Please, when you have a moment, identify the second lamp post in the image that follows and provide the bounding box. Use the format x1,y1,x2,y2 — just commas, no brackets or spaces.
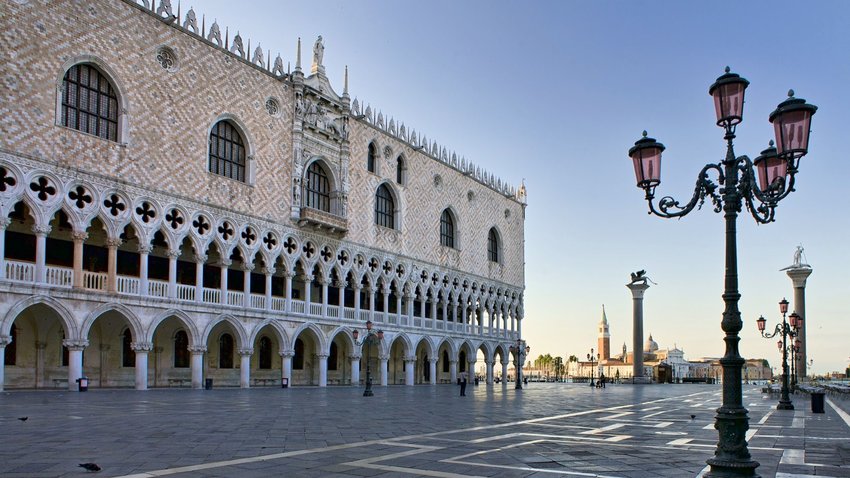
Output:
757,298,802,410
353,320,384,397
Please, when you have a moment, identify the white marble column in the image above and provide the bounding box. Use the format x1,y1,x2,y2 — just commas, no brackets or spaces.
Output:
33,225,50,283
501,359,510,386
431,299,438,329
449,360,458,384
0,335,9,391
189,345,206,389
219,259,231,305
284,272,294,312
336,280,346,318
368,287,376,321
404,356,415,386
138,245,151,296
396,292,403,324
281,352,293,386
264,267,275,310
320,278,329,317
379,356,388,386
441,300,448,329
242,264,253,308
486,359,495,385
317,353,328,387
63,339,88,391
167,249,179,298
0,218,8,280
428,358,437,385
106,238,121,292
382,285,390,323
239,349,252,388
352,283,362,318
787,267,813,381
404,291,414,324
194,254,206,303
72,231,87,288
131,342,152,390
303,275,312,306
350,355,361,386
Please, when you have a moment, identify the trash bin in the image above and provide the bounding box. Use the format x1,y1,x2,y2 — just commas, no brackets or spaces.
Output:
281,377,288,389
204,378,213,390
77,377,89,392
811,391,825,413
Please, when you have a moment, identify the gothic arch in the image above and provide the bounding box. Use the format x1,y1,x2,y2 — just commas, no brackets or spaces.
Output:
247,318,290,350
145,309,199,345
289,322,327,353
79,302,144,342
1,295,77,338
202,314,248,350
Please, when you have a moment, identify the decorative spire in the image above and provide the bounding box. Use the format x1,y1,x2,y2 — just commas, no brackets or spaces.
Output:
295,37,302,71
601,304,608,324
343,65,349,97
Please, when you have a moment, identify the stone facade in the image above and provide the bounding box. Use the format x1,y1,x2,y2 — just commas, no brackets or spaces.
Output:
0,0,526,391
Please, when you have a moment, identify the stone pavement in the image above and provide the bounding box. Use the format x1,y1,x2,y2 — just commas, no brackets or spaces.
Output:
1,383,848,477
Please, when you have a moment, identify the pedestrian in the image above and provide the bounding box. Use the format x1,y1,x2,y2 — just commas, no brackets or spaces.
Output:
460,372,467,396
599,372,606,388
523,376,528,386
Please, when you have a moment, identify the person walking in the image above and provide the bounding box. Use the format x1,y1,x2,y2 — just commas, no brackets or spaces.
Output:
599,372,606,388
460,372,468,396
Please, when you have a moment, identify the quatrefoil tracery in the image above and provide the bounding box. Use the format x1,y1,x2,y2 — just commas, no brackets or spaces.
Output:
29,176,56,202
103,194,126,217
0,167,17,192
68,185,92,209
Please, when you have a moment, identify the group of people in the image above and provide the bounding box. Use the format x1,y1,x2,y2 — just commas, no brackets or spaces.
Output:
593,373,607,388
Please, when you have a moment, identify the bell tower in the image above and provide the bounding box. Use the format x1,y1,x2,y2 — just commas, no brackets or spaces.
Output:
598,305,611,361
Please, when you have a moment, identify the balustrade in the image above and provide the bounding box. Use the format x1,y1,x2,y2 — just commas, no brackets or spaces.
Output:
176,284,195,301
117,276,140,295
148,280,168,298
45,265,73,287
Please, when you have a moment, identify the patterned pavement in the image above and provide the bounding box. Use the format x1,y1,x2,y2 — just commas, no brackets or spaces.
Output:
1,383,848,477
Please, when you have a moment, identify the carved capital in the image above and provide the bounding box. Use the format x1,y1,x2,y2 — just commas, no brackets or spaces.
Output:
0,335,10,347
262,267,276,276
188,345,207,354
280,350,295,358
348,353,362,360
219,259,232,268
316,353,329,360
0,217,10,229
350,282,362,291
403,356,416,363
167,249,181,260
238,348,254,356
68,231,87,242
131,342,154,352
240,263,254,272
138,244,153,255
194,254,208,264
106,237,123,249
428,357,438,364
32,224,52,236
62,339,89,351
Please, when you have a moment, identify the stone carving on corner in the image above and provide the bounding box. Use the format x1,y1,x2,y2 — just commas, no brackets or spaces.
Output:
273,55,284,76
252,45,264,67
230,33,245,57
156,0,174,19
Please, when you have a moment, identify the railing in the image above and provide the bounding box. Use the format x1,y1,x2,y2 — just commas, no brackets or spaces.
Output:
226,290,243,307
45,265,73,287
250,294,265,309
176,284,195,301
0,262,516,338
6,260,35,282
149,280,168,298
117,276,140,295
83,271,107,291
203,287,220,304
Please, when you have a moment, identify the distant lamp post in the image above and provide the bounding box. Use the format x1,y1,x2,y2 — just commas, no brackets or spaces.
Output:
352,320,384,397
757,298,803,410
587,348,600,387
509,340,530,390
628,67,817,477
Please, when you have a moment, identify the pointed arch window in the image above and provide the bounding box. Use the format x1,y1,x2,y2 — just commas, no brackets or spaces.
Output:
219,333,234,368
174,330,189,368
375,184,395,229
7,324,17,366
61,63,119,141
328,342,339,370
442,350,449,373
305,161,331,212
488,228,500,263
396,156,406,185
258,336,272,369
209,120,246,182
440,209,455,248
122,329,135,367
367,142,377,173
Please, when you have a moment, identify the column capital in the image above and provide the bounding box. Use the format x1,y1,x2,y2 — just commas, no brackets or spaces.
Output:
138,244,153,254
428,357,438,364
501,357,511,366
167,249,182,260
403,355,416,363
194,254,208,264
32,224,52,236
240,263,254,272
0,335,10,347
238,348,254,356
315,353,329,359
484,358,495,365
131,342,154,352
188,345,207,354
106,237,123,249
62,339,89,351
0,217,10,229
280,350,294,358
378,354,389,361
71,231,89,242
334,280,347,289
263,267,276,276
350,282,363,291
449,359,458,365
786,267,813,288
348,353,362,360
219,259,232,268
626,282,650,298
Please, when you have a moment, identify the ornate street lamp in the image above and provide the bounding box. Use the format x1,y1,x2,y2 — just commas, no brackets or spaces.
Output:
628,67,817,477
509,339,530,389
352,320,384,397
757,298,803,410
587,348,600,387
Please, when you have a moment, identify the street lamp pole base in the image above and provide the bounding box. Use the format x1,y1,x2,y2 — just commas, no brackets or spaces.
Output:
776,401,794,410
703,459,760,478
363,389,373,397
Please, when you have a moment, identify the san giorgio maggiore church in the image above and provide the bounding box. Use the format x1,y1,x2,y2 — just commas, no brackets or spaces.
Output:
0,0,528,391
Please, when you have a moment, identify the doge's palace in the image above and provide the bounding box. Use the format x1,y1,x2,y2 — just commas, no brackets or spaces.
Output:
0,0,526,391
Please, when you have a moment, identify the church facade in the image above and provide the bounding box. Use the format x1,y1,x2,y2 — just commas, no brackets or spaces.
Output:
0,0,527,390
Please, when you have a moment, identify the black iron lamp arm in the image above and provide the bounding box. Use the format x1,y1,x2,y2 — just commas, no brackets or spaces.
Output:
760,322,798,340
644,163,725,218
736,155,797,225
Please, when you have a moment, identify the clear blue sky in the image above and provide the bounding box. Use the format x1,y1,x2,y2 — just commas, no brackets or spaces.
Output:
199,0,849,375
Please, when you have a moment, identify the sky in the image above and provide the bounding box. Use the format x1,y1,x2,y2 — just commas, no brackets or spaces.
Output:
196,0,850,375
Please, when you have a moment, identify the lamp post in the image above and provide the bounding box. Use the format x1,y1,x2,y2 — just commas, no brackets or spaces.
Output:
628,67,817,477
756,298,803,410
509,339,530,389
352,320,384,397
791,338,802,390
587,348,599,387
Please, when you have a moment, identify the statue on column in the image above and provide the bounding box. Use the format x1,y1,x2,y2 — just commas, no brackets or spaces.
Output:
781,244,811,270
312,35,324,67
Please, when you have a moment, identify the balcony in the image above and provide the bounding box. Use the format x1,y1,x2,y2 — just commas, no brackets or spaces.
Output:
298,206,348,235
2,259,518,340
